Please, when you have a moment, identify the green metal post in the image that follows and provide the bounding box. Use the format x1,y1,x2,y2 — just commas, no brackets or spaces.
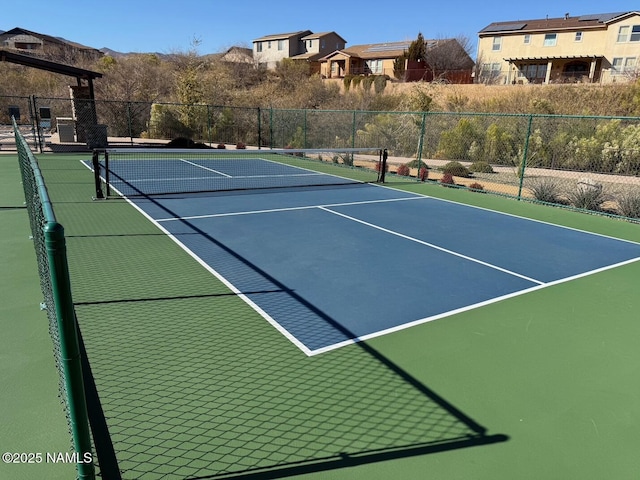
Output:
207,105,212,146
44,221,95,480
517,114,534,200
269,107,274,149
257,107,262,149
127,102,133,146
303,109,307,149
416,112,427,181
351,111,357,150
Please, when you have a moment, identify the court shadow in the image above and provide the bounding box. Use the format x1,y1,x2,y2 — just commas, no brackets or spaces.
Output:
75,192,509,480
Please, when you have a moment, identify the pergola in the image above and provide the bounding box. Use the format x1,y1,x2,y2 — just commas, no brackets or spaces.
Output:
0,48,102,98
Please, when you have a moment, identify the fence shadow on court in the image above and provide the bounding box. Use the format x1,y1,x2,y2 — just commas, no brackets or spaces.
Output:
62,188,509,480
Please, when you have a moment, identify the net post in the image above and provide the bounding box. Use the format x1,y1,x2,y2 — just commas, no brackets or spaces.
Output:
379,148,388,183
92,150,104,199
104,150,111,198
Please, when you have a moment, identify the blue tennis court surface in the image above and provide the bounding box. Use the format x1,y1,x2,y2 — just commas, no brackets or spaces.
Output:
123,182,640,356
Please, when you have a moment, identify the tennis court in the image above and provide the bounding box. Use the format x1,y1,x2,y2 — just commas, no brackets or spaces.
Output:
5,145,640,480
95,149,640,355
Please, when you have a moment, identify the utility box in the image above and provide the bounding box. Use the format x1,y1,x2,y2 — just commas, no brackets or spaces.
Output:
39,107,52,130
57,117,76,142
9,106,20,121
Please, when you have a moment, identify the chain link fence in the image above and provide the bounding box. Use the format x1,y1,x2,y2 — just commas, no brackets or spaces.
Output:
3,95,639,221
13,118,95,480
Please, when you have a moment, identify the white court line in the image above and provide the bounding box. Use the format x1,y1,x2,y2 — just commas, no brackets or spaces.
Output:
317,206,545,285
307,255,640,356
180,158,232,177
156,195,424,222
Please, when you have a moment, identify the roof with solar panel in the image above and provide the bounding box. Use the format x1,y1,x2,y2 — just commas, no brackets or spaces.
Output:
479,11,635,35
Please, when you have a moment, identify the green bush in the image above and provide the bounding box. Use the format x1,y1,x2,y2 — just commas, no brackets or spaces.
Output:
469,161,494,173
373,75,388,94
441,161,471,178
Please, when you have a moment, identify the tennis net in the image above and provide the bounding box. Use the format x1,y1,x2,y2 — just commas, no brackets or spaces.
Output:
92,147,384,198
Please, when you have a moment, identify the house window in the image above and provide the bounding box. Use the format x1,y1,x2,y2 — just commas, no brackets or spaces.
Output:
617,26,629,42
543,34,557,46
256,42,263,53
366,59,383,74
625,57,637,71
268,41,272,49
632,25,640,42
492,37,502,51
523,34,531,44
611,57,636,74
612,57,623,73
277,40,285,51
575,31,583,42
524,63,547,82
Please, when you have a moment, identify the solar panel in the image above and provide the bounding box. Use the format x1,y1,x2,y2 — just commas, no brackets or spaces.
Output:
483,22,527,33
578,12,626,22
365,42,410,53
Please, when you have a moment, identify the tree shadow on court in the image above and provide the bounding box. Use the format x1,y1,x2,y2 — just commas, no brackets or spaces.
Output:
69,193,508,480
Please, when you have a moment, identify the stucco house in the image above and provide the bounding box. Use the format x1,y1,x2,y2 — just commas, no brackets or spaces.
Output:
477,11,640,84
320,38,474,83
0,27,103,62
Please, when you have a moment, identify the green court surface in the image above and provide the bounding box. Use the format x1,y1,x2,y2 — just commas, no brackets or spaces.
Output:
0,154,75,480
2,152,640,479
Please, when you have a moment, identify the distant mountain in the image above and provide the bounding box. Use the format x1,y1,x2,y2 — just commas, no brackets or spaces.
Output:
99,47,175,59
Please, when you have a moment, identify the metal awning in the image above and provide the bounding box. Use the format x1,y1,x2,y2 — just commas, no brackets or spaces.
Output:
504,55,603,62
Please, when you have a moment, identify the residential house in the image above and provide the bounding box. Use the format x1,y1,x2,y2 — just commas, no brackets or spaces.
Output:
218,46,254,64
290,32,347,75
477,11,640,84
252,30,312,69
321,38,474,83
252,30,346,72
0,27,103,62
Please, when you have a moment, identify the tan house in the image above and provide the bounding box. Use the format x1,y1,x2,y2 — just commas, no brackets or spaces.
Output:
0,27,103,62
477,11,640,84
321,38,474,82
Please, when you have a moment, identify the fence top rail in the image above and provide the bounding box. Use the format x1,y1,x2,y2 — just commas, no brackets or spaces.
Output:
12,116,57,222
5,94,640,121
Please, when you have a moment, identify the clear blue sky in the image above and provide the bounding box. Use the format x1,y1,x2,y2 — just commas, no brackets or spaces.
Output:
4,0,639,57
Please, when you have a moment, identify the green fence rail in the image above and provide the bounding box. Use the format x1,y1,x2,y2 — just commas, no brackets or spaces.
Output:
13,117,95,480
3,95,640,221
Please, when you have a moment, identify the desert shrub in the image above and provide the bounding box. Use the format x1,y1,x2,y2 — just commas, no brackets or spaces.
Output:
216,143,226,149
441,161,471,178
468,182,485,191
436,118,483,161
616,190,640,218
566,179,607,211
440,172,455,185
362,76,375,92
396,164,411,176
343,75,354,91
419,166,429,181
373,75,388,94
527,177,564,203
469,161,494,173
236,142,246,149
